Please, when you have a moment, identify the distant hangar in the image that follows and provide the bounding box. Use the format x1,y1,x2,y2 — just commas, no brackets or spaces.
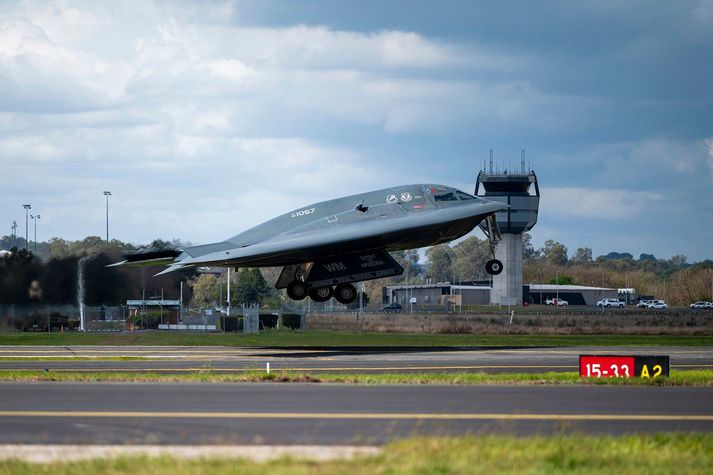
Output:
385,283,618,307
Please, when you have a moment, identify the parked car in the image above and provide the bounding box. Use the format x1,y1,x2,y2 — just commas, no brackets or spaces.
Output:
636,300,652,308
690,301,713,309
645,300,668,309
545,298,568,306
380,303,403,312
596,298,625,308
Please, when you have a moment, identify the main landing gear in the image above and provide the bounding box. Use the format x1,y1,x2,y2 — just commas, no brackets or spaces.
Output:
480,214,503,276
287,281,358,304
276,250,403,304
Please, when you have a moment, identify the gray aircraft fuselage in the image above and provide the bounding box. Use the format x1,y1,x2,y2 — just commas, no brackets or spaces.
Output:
156,184,506,270
114,183,507,302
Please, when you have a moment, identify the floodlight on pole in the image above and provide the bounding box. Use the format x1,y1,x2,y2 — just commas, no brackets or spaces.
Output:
22,204,31,250
103,191,111,242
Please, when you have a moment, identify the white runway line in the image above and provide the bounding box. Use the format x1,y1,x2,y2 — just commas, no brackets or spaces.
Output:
0,444,380,463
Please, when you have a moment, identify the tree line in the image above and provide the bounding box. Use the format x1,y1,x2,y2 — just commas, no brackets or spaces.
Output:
1,233,711,308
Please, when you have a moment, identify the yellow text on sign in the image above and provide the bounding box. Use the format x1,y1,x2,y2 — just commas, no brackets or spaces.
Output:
640,364,663,379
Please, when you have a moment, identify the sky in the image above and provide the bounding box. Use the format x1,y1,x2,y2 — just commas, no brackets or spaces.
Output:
1,0,712,261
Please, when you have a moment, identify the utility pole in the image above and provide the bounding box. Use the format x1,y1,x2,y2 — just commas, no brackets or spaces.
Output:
22,204,31,250
103,191,111,241
11,221,17,239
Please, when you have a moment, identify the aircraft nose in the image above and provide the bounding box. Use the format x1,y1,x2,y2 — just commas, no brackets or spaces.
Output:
474,198,508,213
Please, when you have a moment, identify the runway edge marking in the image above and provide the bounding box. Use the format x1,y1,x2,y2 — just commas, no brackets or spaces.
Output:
1,411,712,421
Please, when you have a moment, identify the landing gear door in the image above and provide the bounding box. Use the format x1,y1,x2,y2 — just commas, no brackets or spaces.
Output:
308,249,404,288
275,262,314,289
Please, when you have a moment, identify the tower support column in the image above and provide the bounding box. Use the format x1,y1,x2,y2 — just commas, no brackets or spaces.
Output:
490,233,522,306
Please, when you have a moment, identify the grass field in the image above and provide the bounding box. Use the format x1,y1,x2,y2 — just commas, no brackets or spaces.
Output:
1,434,711,474
1,331,712,347
1,369,711,386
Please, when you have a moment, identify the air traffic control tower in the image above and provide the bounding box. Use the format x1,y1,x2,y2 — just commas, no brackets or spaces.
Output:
475,150,540,305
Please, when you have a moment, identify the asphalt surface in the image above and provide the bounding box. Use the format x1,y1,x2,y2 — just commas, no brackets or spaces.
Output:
0,382,711,444
1,345,712,373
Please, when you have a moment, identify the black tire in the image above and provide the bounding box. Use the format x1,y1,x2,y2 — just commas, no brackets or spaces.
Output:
309,286,333,302
287,281,308,301
485,259,503,275
334,283,357,304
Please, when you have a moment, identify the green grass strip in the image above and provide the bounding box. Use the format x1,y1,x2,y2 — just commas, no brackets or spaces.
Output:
1,369,711,386
0,357,148,361
2,331,712,347
0,434,711,474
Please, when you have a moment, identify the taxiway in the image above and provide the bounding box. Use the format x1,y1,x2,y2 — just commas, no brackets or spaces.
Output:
0,345,711,373
0,382,711,444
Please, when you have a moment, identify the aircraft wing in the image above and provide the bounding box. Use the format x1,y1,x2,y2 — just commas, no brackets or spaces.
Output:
154,200,505,274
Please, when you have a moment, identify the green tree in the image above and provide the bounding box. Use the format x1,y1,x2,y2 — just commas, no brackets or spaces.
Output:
233,268,271,306
0,248,41,304
452,236,490,282
669,255,687,267
426,245,454,282
189,274,220,306
549,275,575,285
571,247,593,264
542,240,568,266
391,250,422,283
522,233,540,261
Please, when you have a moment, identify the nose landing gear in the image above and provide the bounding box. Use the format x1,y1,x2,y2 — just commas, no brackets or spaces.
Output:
480,214,504,276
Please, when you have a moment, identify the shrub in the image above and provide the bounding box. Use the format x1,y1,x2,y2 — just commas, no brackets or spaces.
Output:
281,313,301,330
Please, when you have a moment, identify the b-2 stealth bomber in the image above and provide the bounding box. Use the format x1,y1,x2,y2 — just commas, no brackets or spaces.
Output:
112,184,507,304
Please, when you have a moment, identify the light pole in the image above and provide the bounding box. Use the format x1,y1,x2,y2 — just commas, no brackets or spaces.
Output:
22,204,31,250
103,191,111,241
30,215,40,253
539,268,544,305
556,271,559,303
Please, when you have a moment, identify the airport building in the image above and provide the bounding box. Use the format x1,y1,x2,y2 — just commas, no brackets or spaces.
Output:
528,284,618,306
385,283,617,307
385,283,491,307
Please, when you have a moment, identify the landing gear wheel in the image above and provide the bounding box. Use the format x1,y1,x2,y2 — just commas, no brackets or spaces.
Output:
334,283,357,304
485,259,503,276
309,286,333,302
287,281,308,301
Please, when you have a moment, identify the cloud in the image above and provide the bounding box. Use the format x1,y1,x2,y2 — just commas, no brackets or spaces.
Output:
540,187,664,220
0,0,711,260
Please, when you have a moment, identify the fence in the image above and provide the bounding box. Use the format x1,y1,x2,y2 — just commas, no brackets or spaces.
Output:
304,309,713,335
0,305,127,332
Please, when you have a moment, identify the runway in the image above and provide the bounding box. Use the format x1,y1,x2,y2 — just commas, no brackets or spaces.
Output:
0,382,712,444
1,345,712,373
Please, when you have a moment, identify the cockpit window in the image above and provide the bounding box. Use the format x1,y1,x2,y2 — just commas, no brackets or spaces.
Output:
456,191,477,200
433,192,457,202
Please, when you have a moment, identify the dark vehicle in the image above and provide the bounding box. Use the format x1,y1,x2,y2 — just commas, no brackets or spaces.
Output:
380,303,403,312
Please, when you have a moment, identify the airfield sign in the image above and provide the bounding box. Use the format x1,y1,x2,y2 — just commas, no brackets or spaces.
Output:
579,355,670,379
